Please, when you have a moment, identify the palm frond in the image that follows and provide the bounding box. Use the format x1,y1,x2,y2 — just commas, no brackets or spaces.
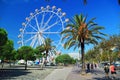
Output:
64,35,77,48
61,34,71,42
61,29,72,34
82,15,87,23
88,23,98,29
79,14,83,23
73,43,79,50
91,35,105,40
75,15,81,26
86,18,96,27
67,40,75,49
89,38,98,45
91,26,104,32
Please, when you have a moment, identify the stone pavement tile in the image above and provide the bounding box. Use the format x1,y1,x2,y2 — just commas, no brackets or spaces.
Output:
67,66,120,80
44,67,72,80
66,71,92,80
66,67,105,80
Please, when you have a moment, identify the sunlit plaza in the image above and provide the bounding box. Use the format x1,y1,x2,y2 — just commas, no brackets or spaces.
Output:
0,0,120,80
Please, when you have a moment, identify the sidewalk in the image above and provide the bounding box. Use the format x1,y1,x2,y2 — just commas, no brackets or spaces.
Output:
66,66,105,80
44,66,120,80
44,67,72,80
67,66,120,80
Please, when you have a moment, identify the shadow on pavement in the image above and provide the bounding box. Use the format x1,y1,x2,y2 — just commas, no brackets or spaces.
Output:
0,69,31,80
93,77,120,80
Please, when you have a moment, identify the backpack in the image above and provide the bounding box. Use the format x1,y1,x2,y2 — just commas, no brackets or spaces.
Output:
104,66,109,72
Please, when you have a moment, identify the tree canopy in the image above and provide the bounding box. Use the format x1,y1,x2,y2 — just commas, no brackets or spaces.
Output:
55,54,75,65
17,46,35,70
0,28,8,46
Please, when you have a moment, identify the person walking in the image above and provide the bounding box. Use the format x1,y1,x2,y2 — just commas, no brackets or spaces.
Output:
104,63,109,79
87,63,90,72
91,63,94,72
110,64,116,79
94,63,97,69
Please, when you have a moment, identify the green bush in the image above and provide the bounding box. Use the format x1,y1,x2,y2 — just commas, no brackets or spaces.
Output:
55,54,75,65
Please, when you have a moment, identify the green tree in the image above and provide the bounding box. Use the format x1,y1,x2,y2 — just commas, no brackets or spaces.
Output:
11,49,18,66
85,49,96,62
100,35,120,63
17,46,35,70
0,28,8,66
55,54,74,65
0,40,14,68
34,45,45,68
110,35,120,58
61,14,106,74
111,35,120,60
35,45,44,59
3,40,14,66
0,28,8,46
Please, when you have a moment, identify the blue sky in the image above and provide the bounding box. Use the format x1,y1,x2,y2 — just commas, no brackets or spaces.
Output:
0,0,120,53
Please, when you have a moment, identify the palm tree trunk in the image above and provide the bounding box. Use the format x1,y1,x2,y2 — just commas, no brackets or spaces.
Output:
81,41,86,74
46,50,48,58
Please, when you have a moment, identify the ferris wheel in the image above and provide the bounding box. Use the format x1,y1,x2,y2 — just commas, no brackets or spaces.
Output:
18,5,69,53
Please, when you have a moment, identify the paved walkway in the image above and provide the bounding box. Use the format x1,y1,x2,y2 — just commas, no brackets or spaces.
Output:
67,66,105,80
44,66,120,80
44,67,72,80
67,66,120,80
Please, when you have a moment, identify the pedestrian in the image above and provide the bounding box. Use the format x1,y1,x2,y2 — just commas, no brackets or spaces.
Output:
110,64,116,79
91,63,94,72
104,63,109,79
94,63,97,69
87,63,90,72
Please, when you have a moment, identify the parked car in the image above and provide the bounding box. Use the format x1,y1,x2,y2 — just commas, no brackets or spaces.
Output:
17,60,34,66
0,60,1,63
99,61,110,68
114,63,120,70
27,61,34,66
17,59,25,65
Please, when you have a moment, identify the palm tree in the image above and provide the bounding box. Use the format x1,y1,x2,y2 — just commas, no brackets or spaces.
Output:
42,38,55,65
35,45,45,68
35,45,45,59
43,38,54,57
99,35,120,64
61,14,106,74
